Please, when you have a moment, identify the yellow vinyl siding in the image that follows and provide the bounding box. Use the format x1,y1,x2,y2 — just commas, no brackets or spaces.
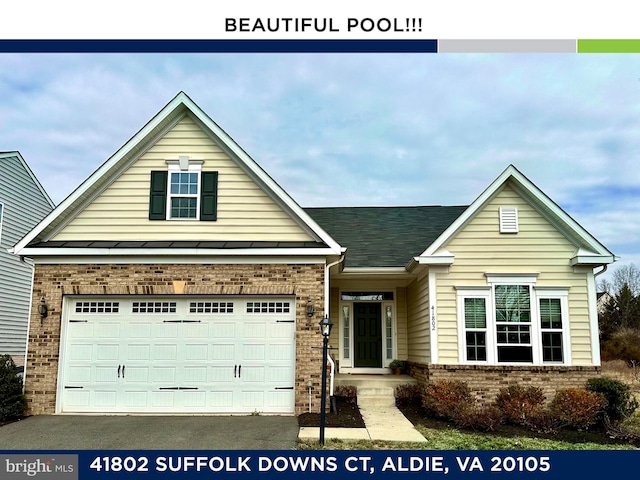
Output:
52,116,314,242
329,287,340,349
396,287,408,360
406,270,431,364
436,184,594,365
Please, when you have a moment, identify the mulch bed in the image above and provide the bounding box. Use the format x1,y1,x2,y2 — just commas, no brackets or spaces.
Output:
298,396,366,428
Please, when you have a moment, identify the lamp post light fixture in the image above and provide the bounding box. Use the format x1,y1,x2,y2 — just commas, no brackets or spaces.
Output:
318,315,333,446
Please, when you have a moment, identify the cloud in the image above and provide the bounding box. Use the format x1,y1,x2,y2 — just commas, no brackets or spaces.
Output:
0,52,638,276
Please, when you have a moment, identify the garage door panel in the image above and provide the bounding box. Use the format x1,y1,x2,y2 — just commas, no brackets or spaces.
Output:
183,366,207,382
69,344,93,361
96,323,121,338
185,323,209,338
66,366,92,383
241,391,264,408
65,389,92,408
69,323,94,339
151,366,176,383
267,391,294,410
240,366,265,382
210,366,234,382
211,323,235,338
156,323,178,338
266,366,293,383
269,344,294,361
95,366,117,383
211,344,235,361
124,366,149,383
242,344,266,360
152,344,177,360
94,390,117,408
209,391,234,408
243,323,266,338
129,323,152,338
185,344,208,360
96,344,119,361
123,391,149,408
127,344,151,361
182,390,207,407
61,296,295,414
151,391,175,408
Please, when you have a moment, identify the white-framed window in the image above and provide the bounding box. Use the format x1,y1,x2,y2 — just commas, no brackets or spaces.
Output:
457,277,570,366
342,305,350,360
385,304,394,360
536,288,570,364
457,287,492,363
167,162,202,220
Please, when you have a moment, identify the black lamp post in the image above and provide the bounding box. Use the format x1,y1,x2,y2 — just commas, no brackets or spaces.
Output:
318,315,333,446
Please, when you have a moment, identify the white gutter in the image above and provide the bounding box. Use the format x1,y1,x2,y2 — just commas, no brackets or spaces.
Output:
324,255,345,317
327,353,335,398
324,254,345,399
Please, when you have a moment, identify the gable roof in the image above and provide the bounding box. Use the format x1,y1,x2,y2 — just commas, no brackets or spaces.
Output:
417,164,618,267
12,92,342,256
0,151,55,209
306,206,467,268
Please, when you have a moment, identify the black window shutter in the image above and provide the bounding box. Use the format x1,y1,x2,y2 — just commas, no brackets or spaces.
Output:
200,171,218,221
149,171,168,220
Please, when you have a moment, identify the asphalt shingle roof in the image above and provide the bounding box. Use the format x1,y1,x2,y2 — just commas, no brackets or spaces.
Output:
305,206,468,268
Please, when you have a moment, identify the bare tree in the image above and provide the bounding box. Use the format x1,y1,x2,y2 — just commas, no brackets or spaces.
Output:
598,263,640,296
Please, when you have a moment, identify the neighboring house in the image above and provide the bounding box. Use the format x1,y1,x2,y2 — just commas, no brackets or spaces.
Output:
13,92,617,416
597,291,613,314
0,151,55,368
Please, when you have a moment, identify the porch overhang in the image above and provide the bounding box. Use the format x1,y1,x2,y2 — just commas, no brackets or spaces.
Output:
331,266,416,283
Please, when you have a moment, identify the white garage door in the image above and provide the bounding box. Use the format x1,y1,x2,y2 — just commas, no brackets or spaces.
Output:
58,296,296,414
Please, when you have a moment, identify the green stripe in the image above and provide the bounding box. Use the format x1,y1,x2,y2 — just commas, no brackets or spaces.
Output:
578,39,640,53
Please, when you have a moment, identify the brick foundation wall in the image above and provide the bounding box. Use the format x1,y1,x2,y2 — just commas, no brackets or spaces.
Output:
25,263,325,416
408,362,601,405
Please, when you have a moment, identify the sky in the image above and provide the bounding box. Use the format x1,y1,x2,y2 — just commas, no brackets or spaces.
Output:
0,53,638,284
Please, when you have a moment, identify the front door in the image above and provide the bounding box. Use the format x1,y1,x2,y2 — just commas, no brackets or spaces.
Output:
354,303,382,368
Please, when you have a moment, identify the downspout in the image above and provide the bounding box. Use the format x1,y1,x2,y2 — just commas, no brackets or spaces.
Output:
594,264,608,279
325,254,344,413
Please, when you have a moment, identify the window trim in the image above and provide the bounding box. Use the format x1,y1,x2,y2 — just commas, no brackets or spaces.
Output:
494,284,535,364
166,163,202,221
457,287,493,364
536,288,570,365
456,281,571,366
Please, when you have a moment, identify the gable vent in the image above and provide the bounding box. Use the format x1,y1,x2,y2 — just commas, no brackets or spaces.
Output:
499,207,519,233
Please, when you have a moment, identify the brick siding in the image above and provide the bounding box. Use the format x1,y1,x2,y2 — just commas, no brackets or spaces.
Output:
407,362,601,405
24,263,325,416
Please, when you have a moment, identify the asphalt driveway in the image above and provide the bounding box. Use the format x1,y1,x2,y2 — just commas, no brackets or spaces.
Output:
0,415,300,450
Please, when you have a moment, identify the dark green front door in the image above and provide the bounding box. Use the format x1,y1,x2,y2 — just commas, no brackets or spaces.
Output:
354,303,382,368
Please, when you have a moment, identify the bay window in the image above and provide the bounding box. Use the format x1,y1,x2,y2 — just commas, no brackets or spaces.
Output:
458,279,569,365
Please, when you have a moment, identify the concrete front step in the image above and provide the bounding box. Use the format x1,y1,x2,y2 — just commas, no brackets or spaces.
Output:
357,386,396,407
334,373,417,390
358,387,395,397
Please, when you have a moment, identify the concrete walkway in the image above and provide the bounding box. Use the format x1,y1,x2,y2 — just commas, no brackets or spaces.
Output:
297,403,427,442
298,374,427,443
